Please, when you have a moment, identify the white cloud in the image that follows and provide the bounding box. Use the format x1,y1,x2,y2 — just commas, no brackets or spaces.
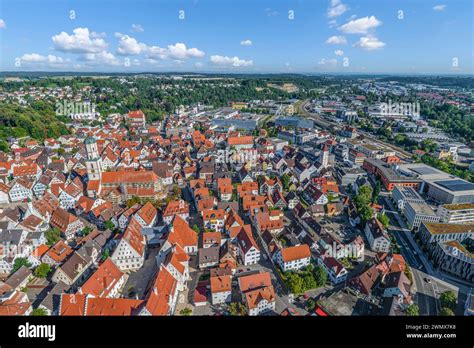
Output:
145,43,205,60
52,27,108,53
115,34,205,60
117,34,147,55
318,58,338,66
353,36,386,50
18,53,69,68
210,55,253,67
0,19,6,29
326,35,347,44
433,4,447,11
338,16,382,34
240,39,253,46
334,49,344,56
82,51,120,66
328,19,338,28
327,0,348,18
143,58,164,66
194,62,204,68
264,8,278,17
91,31,106,39
131,24,144,32
164,43,205,59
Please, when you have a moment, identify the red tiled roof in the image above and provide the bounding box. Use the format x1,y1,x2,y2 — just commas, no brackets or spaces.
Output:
245,286,275,310
228,136,254,146
280,244,311,263
145,267,177,316
168,215,198,249
163,200,189,217
101,171,158,185
136,202,157,225
50,208,79,233
85,298,143,316
80,258,124,298
44,240,73,263
122,217,145,256
210,275,231,293
238,272,272,293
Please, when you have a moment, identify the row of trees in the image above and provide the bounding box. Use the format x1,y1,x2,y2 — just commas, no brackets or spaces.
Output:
420,154,474,183
406,290,457,316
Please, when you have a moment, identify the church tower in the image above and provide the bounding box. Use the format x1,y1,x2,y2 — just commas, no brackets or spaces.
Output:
85,136,102,181
320,144,329,169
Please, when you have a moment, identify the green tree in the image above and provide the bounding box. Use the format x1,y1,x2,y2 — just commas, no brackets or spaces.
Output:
101,249,110,262
31,308,48,316
104,220,115,230
34,263,51,278
82,226,93,236
439,307,455,316
12,257,32,273
286,272,305,294
406,304,419,316
313,265,328,287
280,174,291,191
45,227,61,246
179,308,192,316
305,298,317,312
354,185,372,209
192,224,200,233
126,196,141,208
377,213,390,228
228,302,247,316
372,181,381,203
303,273,317,290
353,184,374,223
439,291,457,311
404,265,413,284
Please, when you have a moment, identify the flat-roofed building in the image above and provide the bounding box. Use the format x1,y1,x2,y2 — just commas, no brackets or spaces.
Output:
404,202,440,231
357,143,396,160
275,116,313,129
398,163,474,204
392,186,425,211
334,164,367,186
363,158,422,191
438,203,474,224
431,239,473,282
418,222,474,247
417,222,474,282
427,179,474,204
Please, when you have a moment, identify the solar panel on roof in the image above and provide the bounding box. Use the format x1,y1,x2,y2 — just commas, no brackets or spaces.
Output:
411,167,438,175
435,179,474,192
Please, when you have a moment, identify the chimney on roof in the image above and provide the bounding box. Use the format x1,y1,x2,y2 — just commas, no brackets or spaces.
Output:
153,287,158,296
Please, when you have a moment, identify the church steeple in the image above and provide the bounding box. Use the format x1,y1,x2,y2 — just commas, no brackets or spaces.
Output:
85,137,102,181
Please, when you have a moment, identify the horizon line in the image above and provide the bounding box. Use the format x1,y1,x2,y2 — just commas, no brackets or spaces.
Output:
1,71,473,77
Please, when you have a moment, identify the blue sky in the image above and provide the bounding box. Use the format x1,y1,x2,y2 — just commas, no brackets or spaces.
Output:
0,0,472,74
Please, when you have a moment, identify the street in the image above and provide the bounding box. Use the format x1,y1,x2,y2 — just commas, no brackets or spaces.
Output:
381,194,471,315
